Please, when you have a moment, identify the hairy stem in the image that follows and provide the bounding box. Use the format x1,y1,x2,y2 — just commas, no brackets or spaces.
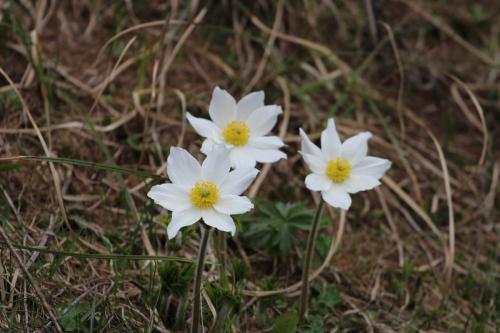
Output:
299,199,324,319
191,226,212,333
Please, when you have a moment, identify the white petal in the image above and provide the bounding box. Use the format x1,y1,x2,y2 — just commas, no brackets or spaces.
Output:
305,173,332,191
229,148,257,169
220,167,259,195
299,128,322,157
343,175,381,193
321,186,352,210
302,152,327,174
201,146,231,185
240,146,286,164
209,87,236,127
201,138,216,155
245,105,282,136
352,156,391,178
341,132,372,165
167,147,201,187
186,113,220,140
147,184,190,211
167,208,202,239
248,136,284,149
202,209,236,235
214,194,253,215
321,118,342,160
236,91,264,120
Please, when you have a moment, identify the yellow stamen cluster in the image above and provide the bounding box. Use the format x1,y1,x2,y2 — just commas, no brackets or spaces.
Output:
222,120,250,146
326,158,352,183
190,181,219,209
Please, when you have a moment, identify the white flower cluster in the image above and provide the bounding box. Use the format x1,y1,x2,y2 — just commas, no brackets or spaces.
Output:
147,87,391,238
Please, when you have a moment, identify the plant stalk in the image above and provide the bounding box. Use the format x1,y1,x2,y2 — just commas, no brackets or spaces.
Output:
191,226,212,333
299,198,324,319
214,230,228,288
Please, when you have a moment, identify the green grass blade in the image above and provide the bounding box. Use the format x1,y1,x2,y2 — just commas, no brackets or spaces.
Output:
2,241,193,263
3,156,165,180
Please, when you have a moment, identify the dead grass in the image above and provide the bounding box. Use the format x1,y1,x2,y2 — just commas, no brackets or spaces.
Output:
0,1,499,332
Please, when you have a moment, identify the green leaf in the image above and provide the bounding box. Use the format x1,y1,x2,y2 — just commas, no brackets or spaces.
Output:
272,311,299,333
240,199,326,257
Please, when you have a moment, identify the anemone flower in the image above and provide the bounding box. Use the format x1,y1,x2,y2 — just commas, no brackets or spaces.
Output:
147,146,259,239
298,118,391,319
300,118,391,210
147,146,258,333
186,87,286,168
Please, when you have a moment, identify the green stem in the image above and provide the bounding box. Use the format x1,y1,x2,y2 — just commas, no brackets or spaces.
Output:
214,230,228,288
191,226,212,333
299,199,324,320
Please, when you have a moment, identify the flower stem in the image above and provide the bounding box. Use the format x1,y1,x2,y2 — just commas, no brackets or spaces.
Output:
191,226,212,333
299,198,324,320
214,230,228,288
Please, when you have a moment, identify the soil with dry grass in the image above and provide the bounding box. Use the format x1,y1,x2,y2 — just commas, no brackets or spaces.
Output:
0,1,499,332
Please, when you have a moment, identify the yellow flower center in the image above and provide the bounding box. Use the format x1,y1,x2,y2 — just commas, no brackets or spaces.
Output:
222,120,250,146
326,158,352,183
190,181,219,209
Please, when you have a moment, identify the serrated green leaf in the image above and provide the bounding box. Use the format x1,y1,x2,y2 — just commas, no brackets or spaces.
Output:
240,200,325,257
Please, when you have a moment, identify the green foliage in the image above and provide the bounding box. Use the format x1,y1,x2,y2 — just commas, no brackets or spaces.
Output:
240,200,326,257
155,261,195,329
303,315,324,333
394,260,416,292
231,257,247,285
255,278,286,326
272,311,299,333
312,285,342,311
57,303,90,332
158,261,195,297
205,281,242,332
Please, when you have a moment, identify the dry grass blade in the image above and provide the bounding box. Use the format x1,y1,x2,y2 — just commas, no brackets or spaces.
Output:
0,67,71,231
380,22,406,138
398,0,496,66
248,76,290,198
88,36,137,116
246,0,284,91
449,75,489,167
376,187,404,267
0,224,63,332
425,129,455,288
93,20,181,66
382,175,449,262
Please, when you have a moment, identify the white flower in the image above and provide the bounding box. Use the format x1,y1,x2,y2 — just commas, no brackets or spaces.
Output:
186,86,286,168
300,118,391,210
147,147,259,239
